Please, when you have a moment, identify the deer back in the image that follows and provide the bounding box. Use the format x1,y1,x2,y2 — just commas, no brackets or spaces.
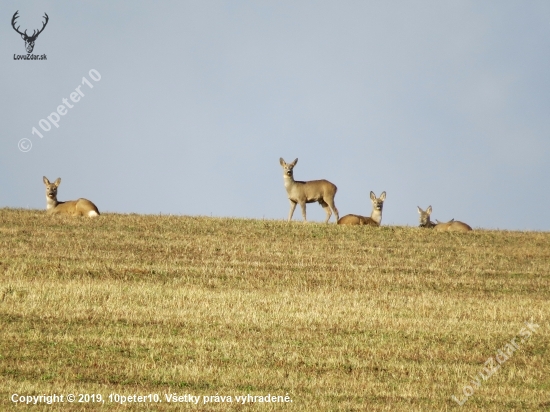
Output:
291,179,337,202
48,199,100,217
337,214,378,226
433,220,472,232
447,221,472,232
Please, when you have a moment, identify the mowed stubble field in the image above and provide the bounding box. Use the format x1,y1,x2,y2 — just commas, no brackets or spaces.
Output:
0,208,549,411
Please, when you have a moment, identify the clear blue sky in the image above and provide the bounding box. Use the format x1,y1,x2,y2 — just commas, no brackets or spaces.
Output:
2,1,549,230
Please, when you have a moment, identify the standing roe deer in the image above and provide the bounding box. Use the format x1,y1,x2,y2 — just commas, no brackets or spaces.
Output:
338,191,386,226
279,158,339,223
417,206,471,231
43,176,100,217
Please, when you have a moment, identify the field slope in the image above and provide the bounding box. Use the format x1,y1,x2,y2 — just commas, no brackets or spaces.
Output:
0,208,549,411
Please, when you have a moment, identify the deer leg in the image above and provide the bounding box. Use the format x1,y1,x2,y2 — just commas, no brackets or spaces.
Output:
319,199,332,223
326,198,339,223
287,200,297,222
299,201,307,223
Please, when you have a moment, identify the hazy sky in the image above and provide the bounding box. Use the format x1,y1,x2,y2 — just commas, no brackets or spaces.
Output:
2,1,549,230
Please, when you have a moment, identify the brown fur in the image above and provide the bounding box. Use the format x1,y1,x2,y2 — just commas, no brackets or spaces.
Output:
433,219,472,232
418,206,471,232
337,214,378,226
338,191,386,226
280,158,338,223
43,176,100,217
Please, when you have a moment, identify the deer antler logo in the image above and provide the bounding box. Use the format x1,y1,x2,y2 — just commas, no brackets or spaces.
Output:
11,11,49,54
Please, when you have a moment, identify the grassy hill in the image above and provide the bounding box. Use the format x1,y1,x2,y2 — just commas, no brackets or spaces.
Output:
1,208,548,411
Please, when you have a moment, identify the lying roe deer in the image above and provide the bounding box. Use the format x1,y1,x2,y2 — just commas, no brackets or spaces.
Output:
417,206,472,232
279,158,339,223
43,176,100,217
338,191,386,226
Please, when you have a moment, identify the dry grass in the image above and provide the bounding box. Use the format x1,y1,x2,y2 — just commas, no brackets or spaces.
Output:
0,208,548,411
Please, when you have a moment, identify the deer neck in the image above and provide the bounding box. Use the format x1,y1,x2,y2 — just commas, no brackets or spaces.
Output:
421,219,436,228
46,195,59,210
283,174,295,191
370,208,382,225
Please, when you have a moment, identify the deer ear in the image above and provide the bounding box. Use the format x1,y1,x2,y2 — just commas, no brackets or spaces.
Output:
54,178,61,187
291,158,298,166
21,34,25,40
417,206,423,214
43,176,50,185
279,158,285,166
427,206,432,215
379,191,386,201
370,191,376,201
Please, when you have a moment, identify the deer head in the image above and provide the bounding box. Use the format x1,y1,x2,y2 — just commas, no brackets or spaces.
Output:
12,11,49,54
